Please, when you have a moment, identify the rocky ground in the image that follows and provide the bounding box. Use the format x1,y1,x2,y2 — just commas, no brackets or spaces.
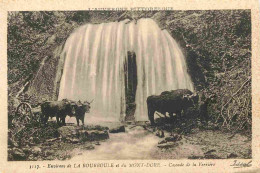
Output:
151,128,251,159
8,122,111,161
8,118,251,161
149,117,251,159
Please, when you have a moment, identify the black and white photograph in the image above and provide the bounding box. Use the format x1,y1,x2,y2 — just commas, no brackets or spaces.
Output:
7,10,252,161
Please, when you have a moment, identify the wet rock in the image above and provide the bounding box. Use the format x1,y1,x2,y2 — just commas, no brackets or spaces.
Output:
157,142,178,149
86,130,109,141
109,125,125,133
12,148,26,160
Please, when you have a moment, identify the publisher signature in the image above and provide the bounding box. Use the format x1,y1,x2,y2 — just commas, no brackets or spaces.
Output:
230,160,252,168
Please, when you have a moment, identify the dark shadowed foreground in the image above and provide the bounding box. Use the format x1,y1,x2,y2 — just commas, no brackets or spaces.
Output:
8,117,251,160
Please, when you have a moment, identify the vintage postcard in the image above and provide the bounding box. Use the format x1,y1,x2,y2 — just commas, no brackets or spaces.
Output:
0,0,260,172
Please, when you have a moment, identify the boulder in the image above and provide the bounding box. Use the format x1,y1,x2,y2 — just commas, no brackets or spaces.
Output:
86,130,109,141
58,126,109,142
109,125,125,133
58,126,76,138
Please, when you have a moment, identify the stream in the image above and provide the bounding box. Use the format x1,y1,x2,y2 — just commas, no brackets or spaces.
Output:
70,125,159,160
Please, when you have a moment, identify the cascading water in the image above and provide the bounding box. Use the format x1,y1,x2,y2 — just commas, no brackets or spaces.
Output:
58,18,194,122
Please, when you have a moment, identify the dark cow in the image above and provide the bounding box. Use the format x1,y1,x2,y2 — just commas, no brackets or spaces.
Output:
40,99,77,125
73,100,91,126
147,89,199,125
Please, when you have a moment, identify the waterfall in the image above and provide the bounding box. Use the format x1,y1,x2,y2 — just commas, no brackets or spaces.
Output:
58,18,194,122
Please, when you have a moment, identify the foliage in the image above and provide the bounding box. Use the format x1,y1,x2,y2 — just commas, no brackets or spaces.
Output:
166,10,251,131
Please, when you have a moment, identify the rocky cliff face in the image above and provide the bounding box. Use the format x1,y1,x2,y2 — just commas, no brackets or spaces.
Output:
26,44,65,101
